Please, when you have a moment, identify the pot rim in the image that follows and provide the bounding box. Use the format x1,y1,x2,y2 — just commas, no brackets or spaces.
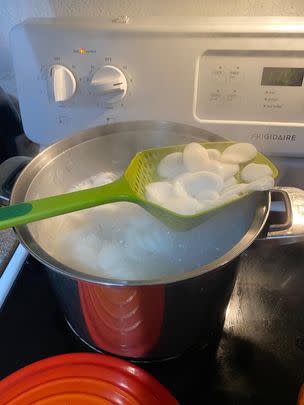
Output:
10,120,271,286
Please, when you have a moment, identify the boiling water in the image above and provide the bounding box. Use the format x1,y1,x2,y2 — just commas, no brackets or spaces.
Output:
33,171,252,281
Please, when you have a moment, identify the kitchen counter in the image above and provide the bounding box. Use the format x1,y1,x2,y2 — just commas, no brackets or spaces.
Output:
1,242,304,404
0,229,17,274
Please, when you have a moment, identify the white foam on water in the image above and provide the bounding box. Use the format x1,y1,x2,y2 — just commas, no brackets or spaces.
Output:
52,172,184,280
51,168,252,281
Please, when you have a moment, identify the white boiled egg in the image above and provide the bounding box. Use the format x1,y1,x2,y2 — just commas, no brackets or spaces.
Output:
157,152,185,179
162,195,202,215
174,171,224,198
241,163,273,183
203,160,239,180
221,143,257,164
145,181,174,204
247,176,275,191
183,142,210,172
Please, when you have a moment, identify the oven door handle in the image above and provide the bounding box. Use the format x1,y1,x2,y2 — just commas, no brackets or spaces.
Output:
0,245,28,309
0,156,31,309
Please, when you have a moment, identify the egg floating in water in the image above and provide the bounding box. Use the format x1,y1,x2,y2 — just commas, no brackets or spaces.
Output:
145,142,275,216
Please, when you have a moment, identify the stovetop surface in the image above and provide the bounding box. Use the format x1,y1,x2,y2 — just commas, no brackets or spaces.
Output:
1,243,304,404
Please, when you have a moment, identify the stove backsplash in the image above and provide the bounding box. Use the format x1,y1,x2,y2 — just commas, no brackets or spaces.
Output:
272,157,304,189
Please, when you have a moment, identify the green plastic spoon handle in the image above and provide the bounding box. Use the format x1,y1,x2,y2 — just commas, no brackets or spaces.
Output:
0,176,136,230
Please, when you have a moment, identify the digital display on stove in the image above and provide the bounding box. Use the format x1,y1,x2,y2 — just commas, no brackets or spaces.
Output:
261,67,304,86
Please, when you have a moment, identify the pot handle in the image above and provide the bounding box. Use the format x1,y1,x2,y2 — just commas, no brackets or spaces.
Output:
0,156,31,206
256,186,304,245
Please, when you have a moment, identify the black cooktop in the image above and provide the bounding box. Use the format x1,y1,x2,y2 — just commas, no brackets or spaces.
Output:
1,243,304,404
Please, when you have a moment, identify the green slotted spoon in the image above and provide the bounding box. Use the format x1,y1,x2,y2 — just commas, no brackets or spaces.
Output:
0,141,278,231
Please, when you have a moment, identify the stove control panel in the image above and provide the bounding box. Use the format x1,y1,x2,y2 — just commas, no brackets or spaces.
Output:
196,50,304,123
10,17,304,155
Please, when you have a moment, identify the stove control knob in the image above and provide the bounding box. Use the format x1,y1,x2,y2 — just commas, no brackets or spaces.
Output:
90,65,127,103
49,64,76,102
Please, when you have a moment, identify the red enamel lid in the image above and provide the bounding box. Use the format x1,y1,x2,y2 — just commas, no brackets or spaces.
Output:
0,353,179,405
298,384,304,405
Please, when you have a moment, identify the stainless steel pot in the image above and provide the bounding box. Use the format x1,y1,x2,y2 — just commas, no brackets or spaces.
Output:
3,121,304,361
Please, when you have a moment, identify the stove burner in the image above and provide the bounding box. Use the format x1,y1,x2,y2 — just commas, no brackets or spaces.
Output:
1,243,304,404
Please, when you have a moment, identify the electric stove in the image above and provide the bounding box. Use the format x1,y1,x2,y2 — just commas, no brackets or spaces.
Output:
1,241,304,404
